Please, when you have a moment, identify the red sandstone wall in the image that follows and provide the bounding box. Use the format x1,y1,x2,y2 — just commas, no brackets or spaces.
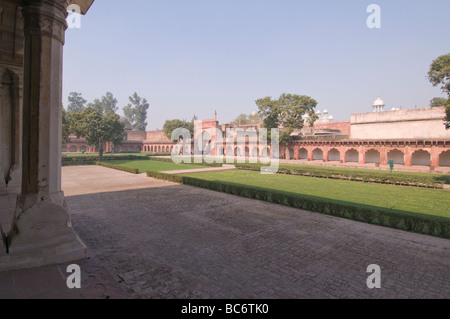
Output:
312,121,351,135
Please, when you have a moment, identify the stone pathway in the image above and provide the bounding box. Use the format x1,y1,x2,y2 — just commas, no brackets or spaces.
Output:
63,166,450,299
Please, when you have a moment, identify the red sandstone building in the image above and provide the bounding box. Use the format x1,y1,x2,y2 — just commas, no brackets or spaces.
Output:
63,99,450,169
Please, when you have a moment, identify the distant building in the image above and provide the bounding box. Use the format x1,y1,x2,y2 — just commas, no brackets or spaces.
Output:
62,98,450,168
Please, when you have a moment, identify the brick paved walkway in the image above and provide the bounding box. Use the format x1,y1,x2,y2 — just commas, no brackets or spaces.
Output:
63,166,450,299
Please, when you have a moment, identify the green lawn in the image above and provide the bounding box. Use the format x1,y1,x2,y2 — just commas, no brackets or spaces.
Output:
182,170,450,219
108,160,209,173
278,163,450,184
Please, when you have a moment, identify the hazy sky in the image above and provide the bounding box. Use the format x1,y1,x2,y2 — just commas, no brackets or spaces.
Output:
63,0,450,130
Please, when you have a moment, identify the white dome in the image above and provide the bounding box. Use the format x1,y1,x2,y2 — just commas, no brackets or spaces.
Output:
317,110,322,115
373,97,385,106
323,109,329,114
328,115,334,120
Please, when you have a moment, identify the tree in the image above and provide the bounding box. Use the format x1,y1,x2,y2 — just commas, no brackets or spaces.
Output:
163,119,194,142
231,112,263,126
257,93,318,144
67,92,87,113
70,107,125,161
430,97,448,108
62,109,71,143
428,54,450,128
123,92,150,131
87,92,118,115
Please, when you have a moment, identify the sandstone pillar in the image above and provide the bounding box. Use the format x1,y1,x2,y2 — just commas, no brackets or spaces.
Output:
430,146,440,169
404,147,412,167
1,0,86,271
359,147,366,164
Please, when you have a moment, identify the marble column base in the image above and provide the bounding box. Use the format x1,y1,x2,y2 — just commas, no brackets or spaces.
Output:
0,198,86,272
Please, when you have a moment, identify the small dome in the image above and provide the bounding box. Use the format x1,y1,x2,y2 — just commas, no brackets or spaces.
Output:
317,110,322,115
323,109,329,114
328,115,334,120
373,97,385,106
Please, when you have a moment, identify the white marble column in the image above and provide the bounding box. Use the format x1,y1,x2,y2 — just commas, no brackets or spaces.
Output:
0,0,86,271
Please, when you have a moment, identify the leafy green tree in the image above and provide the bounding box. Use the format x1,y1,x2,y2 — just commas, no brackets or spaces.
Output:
163,119,194,141
430,97,448,108
231,112,263,126
87,92,118,115
428,54,450,128
428,54,450,97
123,92,150,131
67,92,87,113
62,108,71,143
257,93,318,143
70,107,125,161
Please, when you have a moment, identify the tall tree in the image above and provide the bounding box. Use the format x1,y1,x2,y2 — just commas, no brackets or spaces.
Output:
428,54,450,128
430,97,448,108
87,92,118,115
69,107,125,161
163,119,194,142
257,93,318,144
123,92,149,131
62,108,71,143
67,92,87,113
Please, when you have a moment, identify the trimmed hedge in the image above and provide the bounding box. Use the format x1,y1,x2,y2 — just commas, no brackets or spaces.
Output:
62,155,150,164
146,170,450,239
235,163,448,189
62,161,97,167
97,162,139,174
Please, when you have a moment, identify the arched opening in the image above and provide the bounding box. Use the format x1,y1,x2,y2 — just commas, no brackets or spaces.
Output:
218,147,224,156
235,147,241,157
412,150,431,166
261,147,270,158
137,146,142,152
70,146,77,153
439,150,450,167
313,148,323,161
286,147,294,160
62,146,67,153
185,146,191,155
328,148,340,162
345,149,359,162
298,148,308,160
80,146,87,153
226,146,233,157
245,147,250,157
388,149,404,165
365,149,380,164
252,147,259,158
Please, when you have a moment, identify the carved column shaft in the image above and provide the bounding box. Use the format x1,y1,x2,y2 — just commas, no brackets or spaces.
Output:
20,0,68,206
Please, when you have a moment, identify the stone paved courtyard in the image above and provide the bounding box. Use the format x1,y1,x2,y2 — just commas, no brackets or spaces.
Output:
63,166,450,299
